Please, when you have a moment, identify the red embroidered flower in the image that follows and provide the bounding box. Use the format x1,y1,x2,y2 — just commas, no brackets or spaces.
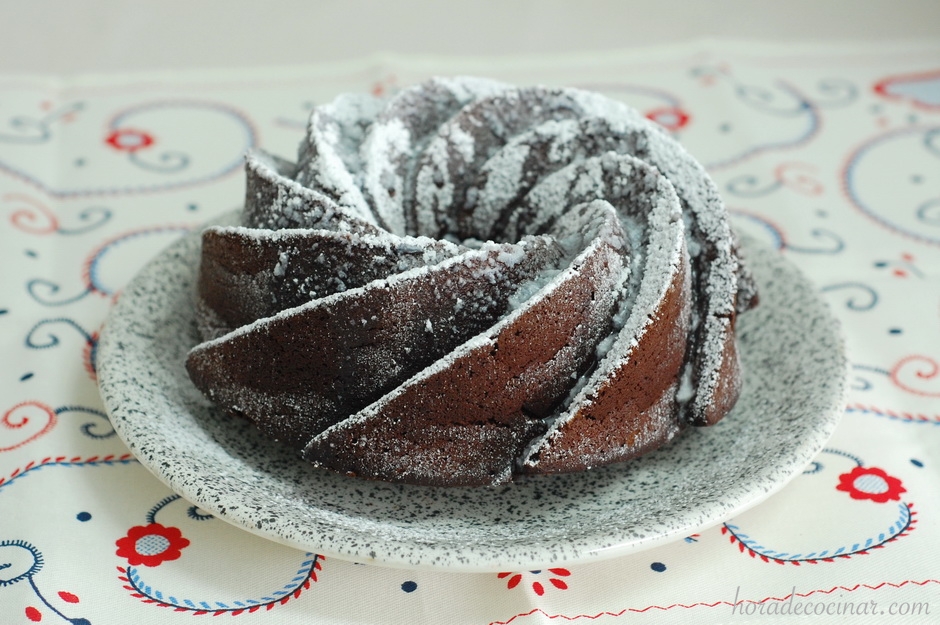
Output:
836,466,906,503
645,106,690,132
105,128,154,152
115,523,189,567
498,569,570,596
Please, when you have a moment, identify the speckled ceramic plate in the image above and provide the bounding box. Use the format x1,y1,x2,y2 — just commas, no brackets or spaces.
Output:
97,223,846,572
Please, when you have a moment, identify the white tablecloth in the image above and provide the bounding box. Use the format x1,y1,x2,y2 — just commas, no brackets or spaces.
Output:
2,42,939,623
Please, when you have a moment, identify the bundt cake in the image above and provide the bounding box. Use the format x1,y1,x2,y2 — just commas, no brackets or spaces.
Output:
185,77,758,487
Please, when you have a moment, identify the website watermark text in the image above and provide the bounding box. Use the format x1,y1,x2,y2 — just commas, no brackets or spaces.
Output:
731,586,930,617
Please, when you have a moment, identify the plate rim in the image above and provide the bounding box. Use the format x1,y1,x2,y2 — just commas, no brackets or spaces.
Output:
97,224,848,572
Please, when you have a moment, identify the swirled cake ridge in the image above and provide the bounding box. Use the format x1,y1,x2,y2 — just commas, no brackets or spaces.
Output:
185,77,758,487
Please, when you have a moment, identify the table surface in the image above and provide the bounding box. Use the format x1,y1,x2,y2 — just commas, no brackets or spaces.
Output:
2,5,940,624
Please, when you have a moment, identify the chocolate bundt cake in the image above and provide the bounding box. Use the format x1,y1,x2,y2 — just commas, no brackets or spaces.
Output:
186,77,758,487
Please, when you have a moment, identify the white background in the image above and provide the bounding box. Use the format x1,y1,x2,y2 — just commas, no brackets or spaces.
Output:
1,0,937,74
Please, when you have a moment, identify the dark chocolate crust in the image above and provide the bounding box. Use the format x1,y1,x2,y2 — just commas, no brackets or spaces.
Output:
185,77,757,487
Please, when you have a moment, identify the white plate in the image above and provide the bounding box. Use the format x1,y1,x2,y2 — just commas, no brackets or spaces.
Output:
97,225,846,572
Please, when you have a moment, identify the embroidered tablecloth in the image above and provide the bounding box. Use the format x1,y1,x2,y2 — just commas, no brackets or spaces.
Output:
2,42,939,624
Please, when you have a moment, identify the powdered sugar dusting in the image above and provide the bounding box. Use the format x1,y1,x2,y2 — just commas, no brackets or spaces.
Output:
187,76,757,487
